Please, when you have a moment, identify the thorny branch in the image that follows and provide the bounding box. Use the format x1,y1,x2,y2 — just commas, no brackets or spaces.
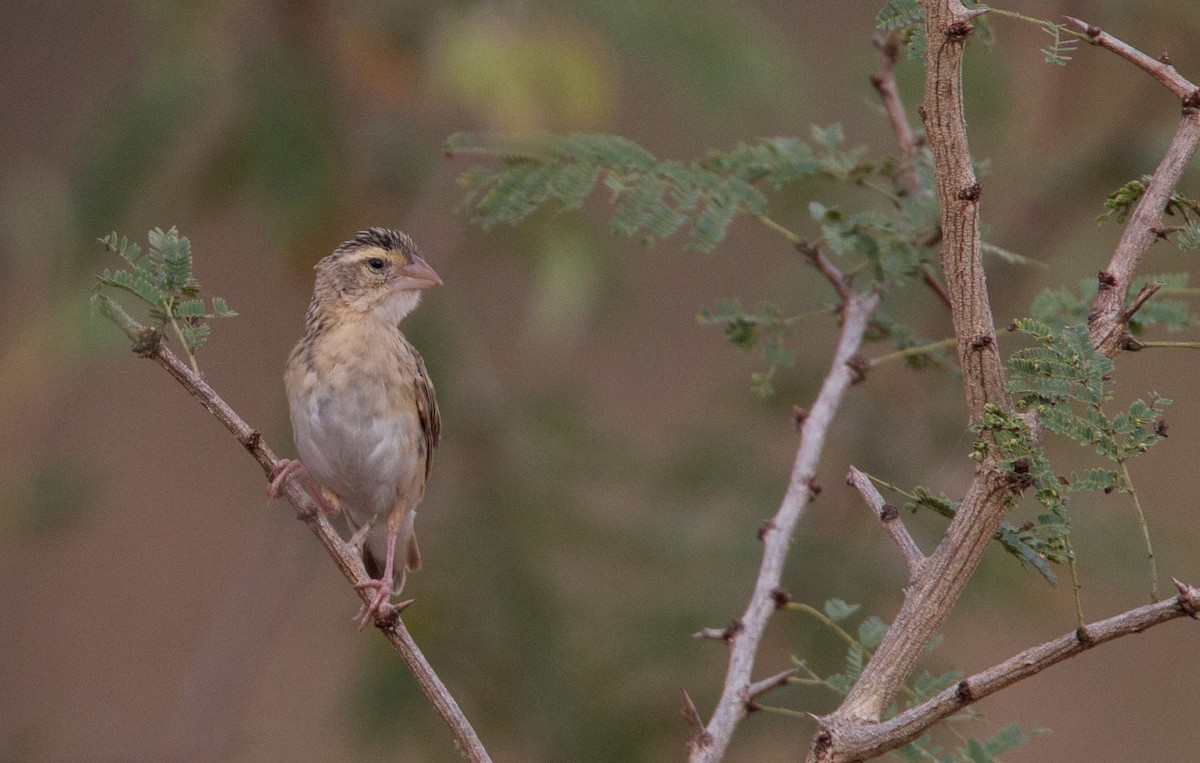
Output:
687,281,880,763
1068,16,1200,357
94,295,493,763
829,579,1200,761
803,7,1200,762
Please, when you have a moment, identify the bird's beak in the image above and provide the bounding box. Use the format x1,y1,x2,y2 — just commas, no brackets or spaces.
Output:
393,255,443,291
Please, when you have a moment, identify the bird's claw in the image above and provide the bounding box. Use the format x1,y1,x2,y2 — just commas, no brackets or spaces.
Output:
268,459,338,516
354,578,392,630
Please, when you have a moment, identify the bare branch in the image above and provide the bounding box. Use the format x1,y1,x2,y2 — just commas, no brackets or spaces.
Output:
688,290,879,763
746,669,799,704
1061,17,1200,356
810,3,1017,738
871,31,922,195
1088,114,1200,356
846,466,925,582
815,581,1200,761
1065,16,1198,100
94,295,492,763
807,12,1200,760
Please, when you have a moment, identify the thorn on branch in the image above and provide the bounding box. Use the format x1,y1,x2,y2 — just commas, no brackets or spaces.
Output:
681,689,711,751
846,354,869,384
945,21,973,40
955,680,974,704
806,477,823,499
1184,89,1200,115
722,619,744,643
1173,578,1199,618
812,730,834,757
956,182,982,202
770,587,792,609
757,518,776,541
373,598,416,630
242,430,262,452
746,668,797,704
132,326,162,357
793,405,809,432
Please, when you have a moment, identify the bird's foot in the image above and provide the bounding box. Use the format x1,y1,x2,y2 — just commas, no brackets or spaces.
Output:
354,578,393,630
267,459,337,516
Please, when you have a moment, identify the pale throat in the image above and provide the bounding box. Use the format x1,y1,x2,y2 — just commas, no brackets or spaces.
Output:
371,287,422,327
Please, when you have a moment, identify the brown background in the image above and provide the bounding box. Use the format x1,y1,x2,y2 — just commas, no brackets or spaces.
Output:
1,1,1197,761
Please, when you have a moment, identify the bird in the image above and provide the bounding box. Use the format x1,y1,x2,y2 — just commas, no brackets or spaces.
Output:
271,228,442,629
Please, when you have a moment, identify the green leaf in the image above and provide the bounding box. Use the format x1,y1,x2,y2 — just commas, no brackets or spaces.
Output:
211,297,237,318
876,0,923,31
824,598,860,622
857,615,888,649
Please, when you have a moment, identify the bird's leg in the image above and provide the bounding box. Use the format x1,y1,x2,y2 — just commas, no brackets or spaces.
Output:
354,527,396,630
268,459,337,516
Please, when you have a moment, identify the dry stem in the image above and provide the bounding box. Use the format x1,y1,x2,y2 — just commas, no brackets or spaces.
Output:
827,580,1200,761
806,8,1200,761
1072,17,1200,357
687,288,879,763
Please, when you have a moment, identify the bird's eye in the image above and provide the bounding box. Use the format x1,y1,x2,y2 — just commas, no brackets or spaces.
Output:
366,257,386,271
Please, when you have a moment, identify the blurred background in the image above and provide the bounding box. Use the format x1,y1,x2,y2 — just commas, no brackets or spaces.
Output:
2,1,1198,761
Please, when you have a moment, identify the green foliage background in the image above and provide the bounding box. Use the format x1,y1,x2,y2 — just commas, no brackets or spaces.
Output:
2,1,1199,761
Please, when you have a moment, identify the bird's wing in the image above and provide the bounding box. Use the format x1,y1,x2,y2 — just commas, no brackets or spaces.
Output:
412,346,440,481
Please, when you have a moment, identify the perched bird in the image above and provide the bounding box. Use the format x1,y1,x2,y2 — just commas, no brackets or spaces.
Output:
272,228,442,628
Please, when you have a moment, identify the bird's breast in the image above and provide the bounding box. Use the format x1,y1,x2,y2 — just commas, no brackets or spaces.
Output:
286,320,426,519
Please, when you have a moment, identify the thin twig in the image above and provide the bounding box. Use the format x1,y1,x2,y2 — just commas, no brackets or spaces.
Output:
870,31,922,195
755,214,853,300
846,466,925,581
747,669,799,703
688,290,879,763
821,581,1199,761
1065,16,1198,99
868,338,956,368
784,602,861,651
1116,280,1163,326
1120,461,1159,602
94,294,492,763
1129,340,1200,350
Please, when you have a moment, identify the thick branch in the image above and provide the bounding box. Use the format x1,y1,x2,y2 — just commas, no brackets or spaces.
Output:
811,3,1013,739
821,579,1199,761
846,466,925,582
688,290,880,763
94,295,492,763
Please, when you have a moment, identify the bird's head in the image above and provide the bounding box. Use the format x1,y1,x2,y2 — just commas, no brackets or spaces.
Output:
314,228,443,324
